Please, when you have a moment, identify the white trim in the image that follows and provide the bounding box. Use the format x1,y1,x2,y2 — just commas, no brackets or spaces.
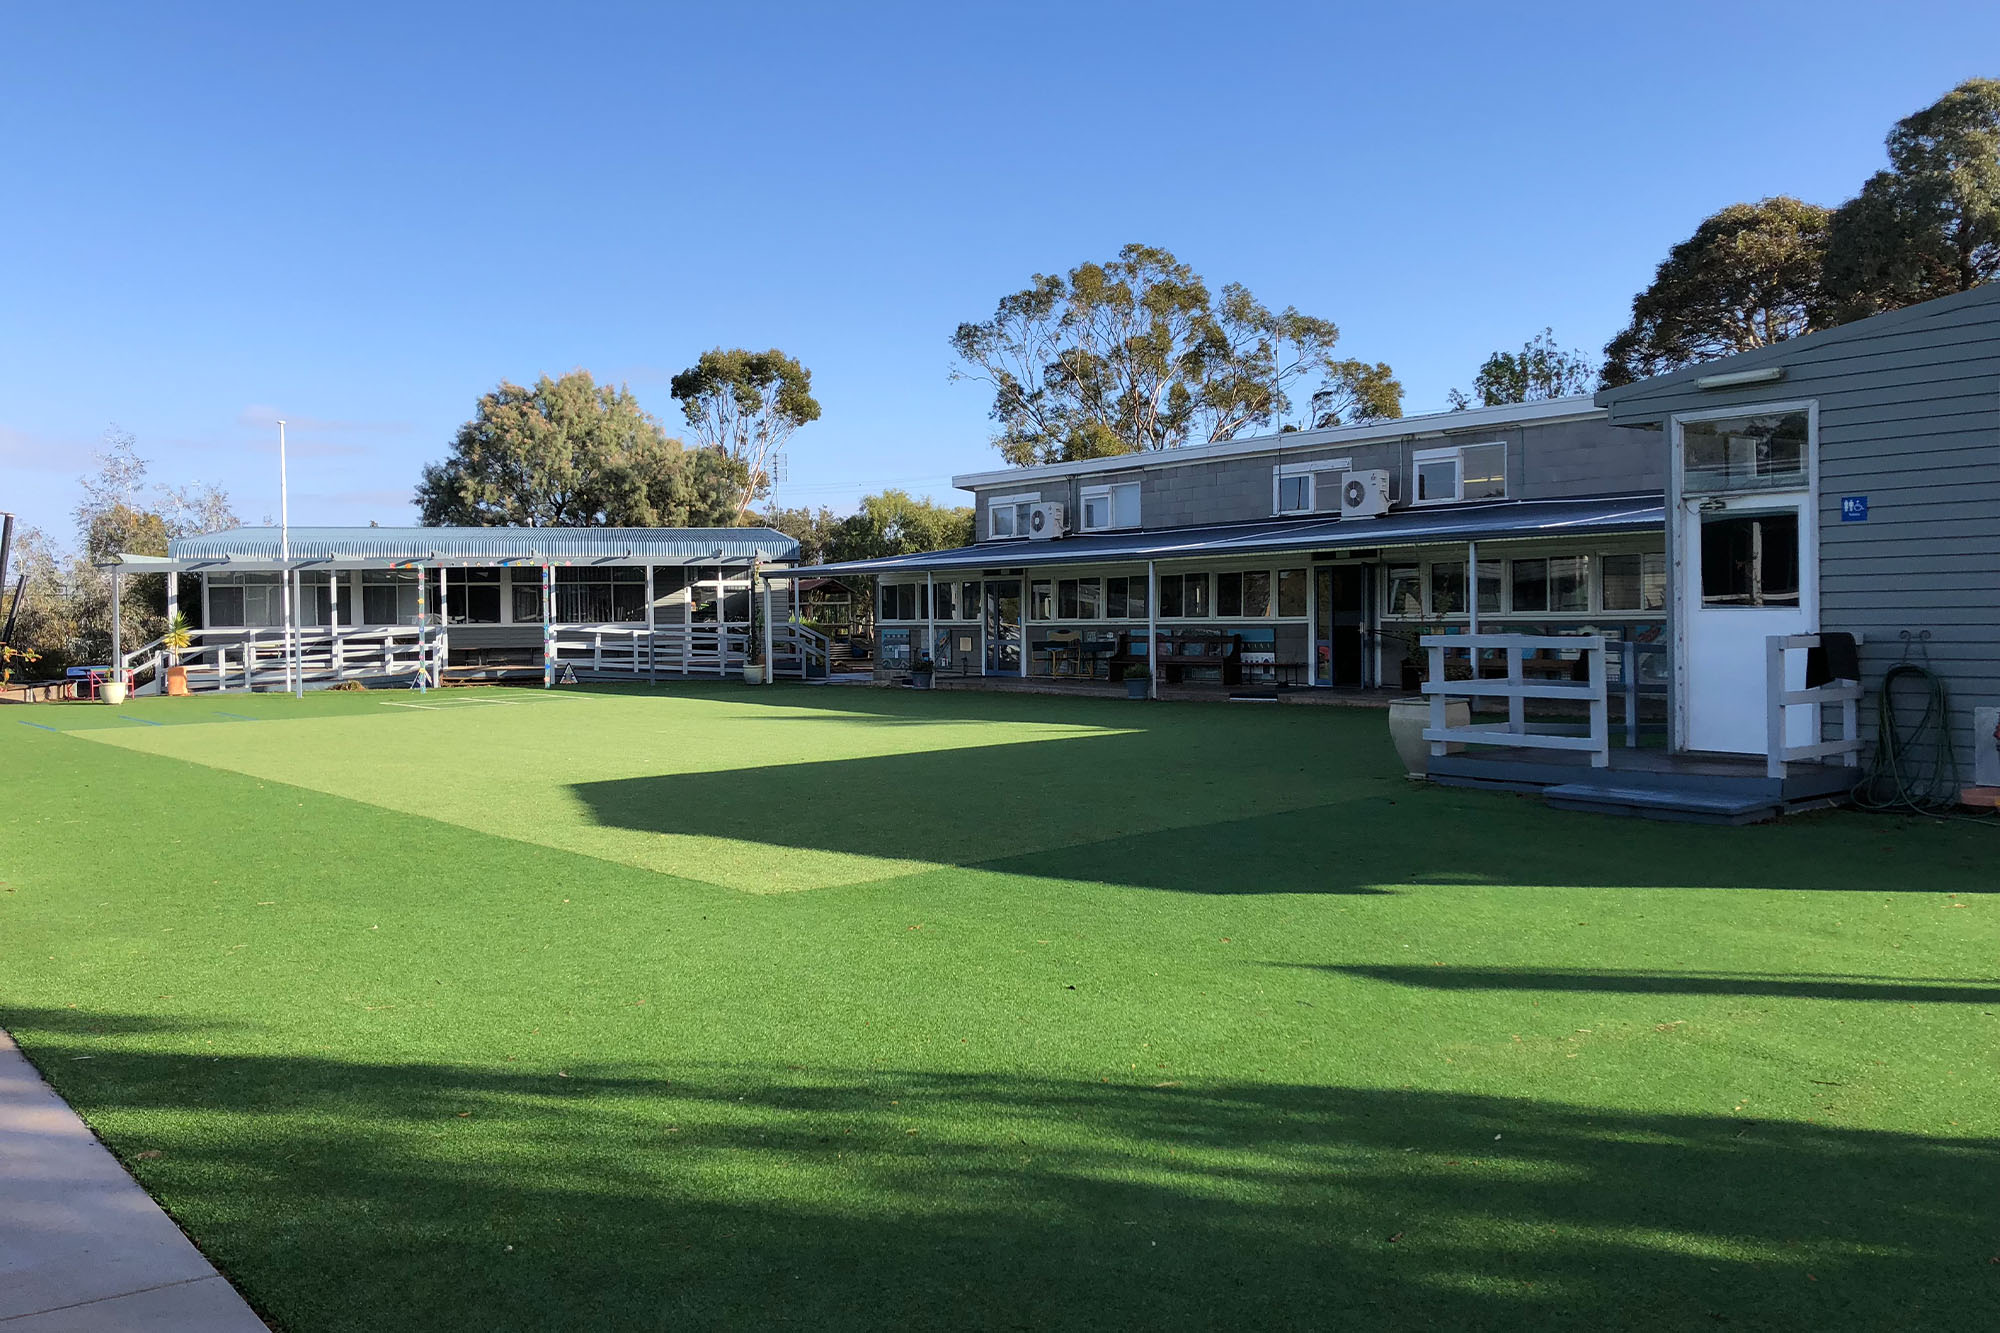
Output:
951,397,1603,490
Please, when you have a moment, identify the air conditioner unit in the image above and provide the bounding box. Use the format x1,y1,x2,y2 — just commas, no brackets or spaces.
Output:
1340,469,1391,519
1026,502,1066,540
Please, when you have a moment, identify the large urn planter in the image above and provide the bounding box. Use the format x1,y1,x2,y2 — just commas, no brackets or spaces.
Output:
101,680,130,706
1387,696,1468,779
741,662,763,685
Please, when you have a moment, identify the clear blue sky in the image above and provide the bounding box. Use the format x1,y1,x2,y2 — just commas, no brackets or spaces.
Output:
4,1,1996,542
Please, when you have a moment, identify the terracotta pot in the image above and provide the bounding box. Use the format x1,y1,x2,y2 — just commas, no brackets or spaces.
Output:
166,665,190,696
1387,697,1469,778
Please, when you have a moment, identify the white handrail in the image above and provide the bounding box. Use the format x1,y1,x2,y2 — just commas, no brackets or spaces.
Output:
1765,634,1862,779
1422,633,1610,768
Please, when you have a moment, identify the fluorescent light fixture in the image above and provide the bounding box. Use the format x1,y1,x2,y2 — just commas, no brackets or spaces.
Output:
1695,366,1786,389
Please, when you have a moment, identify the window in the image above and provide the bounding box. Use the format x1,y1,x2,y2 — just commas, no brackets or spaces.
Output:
1056,578,1102,619
1030,579,1054,620
1105,576,1147,619
362,570,420,625
959,582,980,620
1276,473,1313,514
1276,569,1307,618
1680,410,1808,495
207,573,285,627
1603,552,1666,612
1548,555,1590,612
512,576,544,624
1081,482,1140,531
1511,559,1549,613
879,583,923,621
1243,570,1272,618
1158,573,1208,617
1413,442,1507,504
1701,512,1800,607
933,581,957,621
1476,560,1503,615
298,572,356,627
1429,561,1466,615
1216,572,1243,617
987,495,1036,539
432,568,501,625
556,566,647,623
1386,566,1422,618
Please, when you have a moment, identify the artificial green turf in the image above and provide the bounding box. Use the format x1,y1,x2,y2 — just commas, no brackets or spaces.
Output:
3,684,1997,1330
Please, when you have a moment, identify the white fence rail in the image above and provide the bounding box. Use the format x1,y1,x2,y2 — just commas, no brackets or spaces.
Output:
1765,633,1862,779
1423,633,1610,768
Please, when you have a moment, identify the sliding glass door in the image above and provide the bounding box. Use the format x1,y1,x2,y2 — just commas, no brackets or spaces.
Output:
1314,565,1370,687
983,579,1021,675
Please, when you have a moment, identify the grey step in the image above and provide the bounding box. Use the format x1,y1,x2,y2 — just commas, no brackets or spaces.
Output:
1543,783,1779,826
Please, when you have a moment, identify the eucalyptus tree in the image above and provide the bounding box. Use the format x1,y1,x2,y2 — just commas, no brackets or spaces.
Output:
670,349,821,519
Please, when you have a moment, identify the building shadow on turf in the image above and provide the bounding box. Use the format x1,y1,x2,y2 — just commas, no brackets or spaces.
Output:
1282,965,2000,1005
569,725,2000,896
4,1007,1994,1333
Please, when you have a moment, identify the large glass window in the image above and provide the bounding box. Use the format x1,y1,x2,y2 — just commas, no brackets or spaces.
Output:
1104,575,1147,619
1057,578,1103,619
1681,410,1809,495
988,498,1034,539
1243,570,1272,618
1386,566,1422,618
556,566,647,623
1081,482,1140,531
1701,512,1800,606
1549,556,1590,612
1183,573,1210,618
1414,442,1507,503
1216,572,1243,617
1476,560,1503,615
1429,561,1466,615
512,574,545,624
879,582,923,621
362,570,420,625
933,581,957,621
1277,569,1308,618
1603,552,1666,612
208,573,286,627
432,568,501,624
1511,559,1549,613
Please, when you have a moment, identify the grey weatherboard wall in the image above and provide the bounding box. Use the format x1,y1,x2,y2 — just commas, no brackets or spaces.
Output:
1599,283,2000,763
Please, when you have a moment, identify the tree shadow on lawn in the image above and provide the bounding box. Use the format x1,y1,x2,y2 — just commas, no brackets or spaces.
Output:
569,723,2000,896
8,1007,1996,1333
1284,965,2000,1006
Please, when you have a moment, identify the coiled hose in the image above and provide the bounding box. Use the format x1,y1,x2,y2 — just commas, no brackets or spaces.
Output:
1851,662,1962,814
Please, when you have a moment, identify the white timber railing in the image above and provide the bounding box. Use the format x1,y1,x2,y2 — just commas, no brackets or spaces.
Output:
1765,633,1862,779
1423,633,1611,768
122,625,438,694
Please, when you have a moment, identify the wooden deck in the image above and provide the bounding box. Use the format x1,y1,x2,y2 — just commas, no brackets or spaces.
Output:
1428,745,1857,824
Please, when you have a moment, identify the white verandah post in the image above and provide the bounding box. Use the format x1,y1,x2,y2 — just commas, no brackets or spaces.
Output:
925,570,936,681
1146,560,1159,700
645,564,656,684
542,562,554,689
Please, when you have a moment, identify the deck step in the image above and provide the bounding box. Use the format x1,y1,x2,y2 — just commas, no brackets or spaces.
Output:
1543,783,1780,826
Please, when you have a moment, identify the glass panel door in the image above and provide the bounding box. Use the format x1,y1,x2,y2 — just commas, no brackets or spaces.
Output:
1314,565,1370,686
984,579,1021,675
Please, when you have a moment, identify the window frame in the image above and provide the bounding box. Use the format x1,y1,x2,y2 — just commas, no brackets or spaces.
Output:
985,492,1039,541
1079,480,1141,532
1411,441,1508,506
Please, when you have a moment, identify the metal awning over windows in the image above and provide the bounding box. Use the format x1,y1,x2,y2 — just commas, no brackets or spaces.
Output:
767,494,1665,579
127,526,799,572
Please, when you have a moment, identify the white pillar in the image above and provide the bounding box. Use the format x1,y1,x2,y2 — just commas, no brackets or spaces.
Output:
541,563,554,689
1146,560,1159,700
925,570,936,678
111,568,123,679
644,564,656,683
165,570,178,628
329,568,344,679
1467,540,1479,636
760,569,775,684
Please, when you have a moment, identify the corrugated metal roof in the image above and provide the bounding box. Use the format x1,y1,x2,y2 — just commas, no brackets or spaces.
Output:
166,526,798,566
770,495,1664,578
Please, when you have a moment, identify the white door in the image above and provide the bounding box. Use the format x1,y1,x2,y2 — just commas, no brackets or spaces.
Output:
1678,492,1814,753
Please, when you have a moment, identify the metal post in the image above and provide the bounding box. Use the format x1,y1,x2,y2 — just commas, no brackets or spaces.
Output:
330,569,344,681
761,568,775,684
542,563,554,688
111,568,123,686
1146,560,1159,700
925,570,936,682
1466,540,1479,636
415,563,428,693
278,420,301,698
644,564,656,683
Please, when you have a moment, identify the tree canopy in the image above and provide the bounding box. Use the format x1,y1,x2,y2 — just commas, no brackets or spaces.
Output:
1449,329,1596,408
670,349,821,520
950,243,1401,465
763,490,972,567
1822,77,2000,320
416,372,747,528
1600,197,1832,388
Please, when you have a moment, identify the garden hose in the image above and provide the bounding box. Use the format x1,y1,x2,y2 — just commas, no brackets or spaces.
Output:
1851,662,1962,814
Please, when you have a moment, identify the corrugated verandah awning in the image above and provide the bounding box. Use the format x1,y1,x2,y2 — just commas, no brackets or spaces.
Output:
766,494,1665,579
114,526,800,571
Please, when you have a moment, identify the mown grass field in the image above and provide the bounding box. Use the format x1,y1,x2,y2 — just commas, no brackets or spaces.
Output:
3,683,1996,1330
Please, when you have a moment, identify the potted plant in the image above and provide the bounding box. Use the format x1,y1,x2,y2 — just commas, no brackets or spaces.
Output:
1398,626,1427,693
162,612,193,696
742,641,764,685
909,652,934,690
1123,662,1151,700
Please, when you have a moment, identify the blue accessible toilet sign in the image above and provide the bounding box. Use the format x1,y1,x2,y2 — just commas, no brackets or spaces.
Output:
1840,495,1869,522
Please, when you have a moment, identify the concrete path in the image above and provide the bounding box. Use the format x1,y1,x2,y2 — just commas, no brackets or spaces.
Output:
0,1030,267,1331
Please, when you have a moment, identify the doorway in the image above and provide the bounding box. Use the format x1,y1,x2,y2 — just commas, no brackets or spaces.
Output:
1314,565,1370,687
983,579,1021,675
1671,404,1816,755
